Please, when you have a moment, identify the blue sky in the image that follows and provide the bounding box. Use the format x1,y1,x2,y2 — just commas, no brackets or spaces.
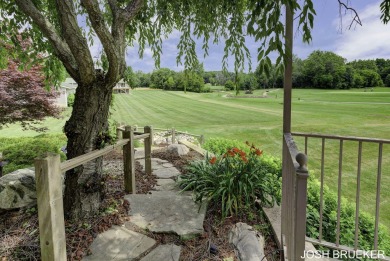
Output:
119,1,389,73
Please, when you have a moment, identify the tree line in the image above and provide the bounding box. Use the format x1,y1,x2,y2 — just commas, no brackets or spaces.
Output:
126,50,390,92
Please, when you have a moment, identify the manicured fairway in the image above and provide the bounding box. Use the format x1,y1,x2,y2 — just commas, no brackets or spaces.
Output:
1,87,389,230
111,88,390,230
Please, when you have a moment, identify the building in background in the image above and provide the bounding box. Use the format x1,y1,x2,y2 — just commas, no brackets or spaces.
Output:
55,78,130,107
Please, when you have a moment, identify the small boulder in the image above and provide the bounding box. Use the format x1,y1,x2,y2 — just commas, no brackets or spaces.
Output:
229,222,266,261
0,169,36,210
167,144,189,157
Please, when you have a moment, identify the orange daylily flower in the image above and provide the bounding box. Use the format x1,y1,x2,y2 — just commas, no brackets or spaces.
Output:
232,147,240,153
241,156,248,163
239,151,246,157
255,149,263,156
227,150,235,157
209,156,217,164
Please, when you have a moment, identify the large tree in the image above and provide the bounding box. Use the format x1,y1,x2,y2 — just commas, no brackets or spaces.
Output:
1,0,389,219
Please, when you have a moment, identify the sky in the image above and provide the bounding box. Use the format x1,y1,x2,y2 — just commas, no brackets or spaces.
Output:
115,1,390,73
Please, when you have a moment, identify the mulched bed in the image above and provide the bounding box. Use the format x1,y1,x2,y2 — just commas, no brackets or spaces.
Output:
0,147,280,261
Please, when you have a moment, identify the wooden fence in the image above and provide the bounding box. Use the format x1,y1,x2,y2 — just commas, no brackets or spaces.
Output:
116,124,205,145
34,126,153,261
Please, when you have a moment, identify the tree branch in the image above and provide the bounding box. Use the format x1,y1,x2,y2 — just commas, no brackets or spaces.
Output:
80,0,119,85
55,0,95,84
14,0,80,81
123,0,145,22
338,0,362,30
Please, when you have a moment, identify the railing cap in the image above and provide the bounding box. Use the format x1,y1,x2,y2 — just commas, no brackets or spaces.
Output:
296,153,308,172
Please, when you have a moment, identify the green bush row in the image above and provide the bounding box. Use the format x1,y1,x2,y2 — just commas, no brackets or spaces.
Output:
203,137,250,155
0,134,67,174
201,138,390,254
306,176,390,254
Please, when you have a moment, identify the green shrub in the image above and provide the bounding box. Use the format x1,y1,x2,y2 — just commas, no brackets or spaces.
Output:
0,134,67,174
306,176,390,254
203,137,249,155
180,143,282,218
67,93,75,107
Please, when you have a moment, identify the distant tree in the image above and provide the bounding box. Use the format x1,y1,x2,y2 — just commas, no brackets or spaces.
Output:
292,55,306,87
150,68,175,90
375,58,390,85
356,69,384,87
255,63,283,89
385,74,390,87
136,71,151,87
123,66,140,88
348,59,378,72
166,76,175,90
238,72,256,91
303,50,348,89
225,80,235,90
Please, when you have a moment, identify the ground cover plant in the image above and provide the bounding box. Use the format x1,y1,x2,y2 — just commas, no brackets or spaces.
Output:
0,134,67,174
1,88,389,228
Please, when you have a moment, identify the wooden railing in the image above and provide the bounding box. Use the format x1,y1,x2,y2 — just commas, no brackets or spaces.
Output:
292,132,390,261
34,125,153,261
281,133,309,261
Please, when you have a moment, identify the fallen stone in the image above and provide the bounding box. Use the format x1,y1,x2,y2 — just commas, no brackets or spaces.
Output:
154,179,176,191
83,226,156,261
228,222,266,261
167,144,189,156
153,167,181,179
125,191,206,238
140,244,181,261
0,169,36,210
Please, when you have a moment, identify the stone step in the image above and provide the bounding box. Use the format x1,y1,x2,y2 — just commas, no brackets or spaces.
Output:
82,226,156,261
140,244,181,261
124,191,206,239
153,178,177,191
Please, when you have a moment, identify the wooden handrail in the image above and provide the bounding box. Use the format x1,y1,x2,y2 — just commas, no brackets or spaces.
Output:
60,139,129,172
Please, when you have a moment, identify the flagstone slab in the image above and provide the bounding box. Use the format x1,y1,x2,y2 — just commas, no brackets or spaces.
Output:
153,167,181,179
83,226,156,261
140,244,181,261
125,191,206,237
154,179,177,191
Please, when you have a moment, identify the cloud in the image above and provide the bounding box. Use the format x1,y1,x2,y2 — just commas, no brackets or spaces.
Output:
334,1,390,61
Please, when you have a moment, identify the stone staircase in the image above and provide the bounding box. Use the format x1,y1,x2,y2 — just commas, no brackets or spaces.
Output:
83,152,206,261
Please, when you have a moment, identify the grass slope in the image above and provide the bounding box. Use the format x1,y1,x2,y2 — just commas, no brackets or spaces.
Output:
1,87,389,230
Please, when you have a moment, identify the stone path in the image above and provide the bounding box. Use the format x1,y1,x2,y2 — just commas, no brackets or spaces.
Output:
83,149,206,260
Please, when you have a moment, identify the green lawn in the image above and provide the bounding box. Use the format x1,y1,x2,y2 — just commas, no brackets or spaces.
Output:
1,87,389,230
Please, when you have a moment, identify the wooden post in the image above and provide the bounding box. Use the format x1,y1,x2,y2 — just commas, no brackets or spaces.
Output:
144,126,153,176
171,128,176,144
34,154,66,261
123,126,135,193
116,123,122,140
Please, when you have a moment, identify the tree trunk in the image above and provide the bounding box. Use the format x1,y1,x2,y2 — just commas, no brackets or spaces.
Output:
63,75,114,219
